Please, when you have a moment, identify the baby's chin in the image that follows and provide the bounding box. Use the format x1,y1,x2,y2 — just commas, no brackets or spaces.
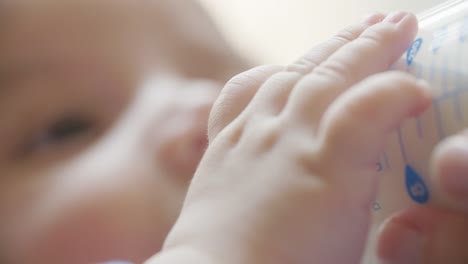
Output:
15,211,167,264
5,169,176,263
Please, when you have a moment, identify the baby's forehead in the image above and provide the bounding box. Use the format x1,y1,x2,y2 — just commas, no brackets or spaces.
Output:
0,0,146,32
0,0,247,83
0,0,151,66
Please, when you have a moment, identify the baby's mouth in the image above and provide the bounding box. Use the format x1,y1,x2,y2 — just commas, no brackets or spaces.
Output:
195,133,209,157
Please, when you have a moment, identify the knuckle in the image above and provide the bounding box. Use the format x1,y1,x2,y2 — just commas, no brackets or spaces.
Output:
357,19,418,73
356,23,399,51
208,65,281,140
286,24,366,74
357,27,385,46
207,93,235,140
310,25,399,82
224,64,283,91
370,71,421,93
286,56,318,73
264,71,303,87
371,70,412,83
338,71,426,122
379,70,413,79
207,103,226,141
219,66,278,107
241,117,284,152
208,114,246,146
312,59,349,85
333,24,367,45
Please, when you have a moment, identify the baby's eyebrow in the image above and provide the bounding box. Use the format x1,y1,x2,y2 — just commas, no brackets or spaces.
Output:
0,66,29,88
0,66,19,88
0,60,57,88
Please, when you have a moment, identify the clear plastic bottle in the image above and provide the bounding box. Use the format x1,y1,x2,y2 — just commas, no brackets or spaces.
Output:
364,1,468,262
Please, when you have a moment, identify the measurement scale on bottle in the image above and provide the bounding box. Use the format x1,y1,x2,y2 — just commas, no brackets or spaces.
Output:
373,14,468,216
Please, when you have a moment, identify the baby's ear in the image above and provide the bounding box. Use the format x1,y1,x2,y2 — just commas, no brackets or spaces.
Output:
207,65,282,142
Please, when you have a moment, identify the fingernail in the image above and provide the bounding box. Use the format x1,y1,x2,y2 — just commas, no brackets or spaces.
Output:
384,11,408,24
361,12,384,24
378,220,423,264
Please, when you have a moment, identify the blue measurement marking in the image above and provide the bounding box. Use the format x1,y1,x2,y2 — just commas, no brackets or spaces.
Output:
376,161,383,172
406,45,424,139
434,87,468,101
405,165,430,204
383,151,390,169
454,40,464,123
415,63,424,138
397,127,408,163
400,39,432,204
416,114,423,139
432,26,448,54
372,201,381,211
433,100,446,139
398,127,431,204
431,81,468,138
441,51,451,135
429,52,446,139
454,87,463,122
442,54,449,95
406,38,423,66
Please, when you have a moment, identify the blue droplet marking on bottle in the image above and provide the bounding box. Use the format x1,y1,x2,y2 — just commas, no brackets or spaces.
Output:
406,38,423,66
376,162,383,172
405,165,430,204
372,201,382,211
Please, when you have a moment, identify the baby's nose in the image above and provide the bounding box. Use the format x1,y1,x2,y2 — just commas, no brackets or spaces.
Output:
149,79,220,181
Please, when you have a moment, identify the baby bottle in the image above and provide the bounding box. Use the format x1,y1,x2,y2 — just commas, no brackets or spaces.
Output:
364,0,468,262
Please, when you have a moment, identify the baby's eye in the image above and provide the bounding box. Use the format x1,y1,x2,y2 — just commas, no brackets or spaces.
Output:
24,115,94,156
43,116,91,143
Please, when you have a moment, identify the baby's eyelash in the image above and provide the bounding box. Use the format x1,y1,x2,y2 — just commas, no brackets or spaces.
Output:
20,115,94,158
41,116,92,145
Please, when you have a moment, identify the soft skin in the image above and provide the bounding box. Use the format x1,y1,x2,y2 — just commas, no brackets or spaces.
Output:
0,0,246,263
149,11,428,264
149,12,468,264
2,2,468,264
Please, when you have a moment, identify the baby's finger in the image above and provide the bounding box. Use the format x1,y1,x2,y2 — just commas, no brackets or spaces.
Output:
285,12,418,129
238,14,386,119
317,72,431,185
207,65,282,141
430,132,468,212
286,13,385,74
208,14,386,142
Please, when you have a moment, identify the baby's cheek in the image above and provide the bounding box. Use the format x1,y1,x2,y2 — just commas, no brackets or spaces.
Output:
8,163,177,263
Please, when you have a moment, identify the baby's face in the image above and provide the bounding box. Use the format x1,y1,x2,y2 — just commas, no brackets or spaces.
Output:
0,1,245,263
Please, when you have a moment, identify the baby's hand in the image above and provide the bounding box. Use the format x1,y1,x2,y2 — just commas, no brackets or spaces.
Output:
148,12,431,264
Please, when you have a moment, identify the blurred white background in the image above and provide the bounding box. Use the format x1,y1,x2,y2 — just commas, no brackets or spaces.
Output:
199,0,447,64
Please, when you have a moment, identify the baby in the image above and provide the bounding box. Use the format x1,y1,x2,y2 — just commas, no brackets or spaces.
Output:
0,0,247,262
0,0,467,264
